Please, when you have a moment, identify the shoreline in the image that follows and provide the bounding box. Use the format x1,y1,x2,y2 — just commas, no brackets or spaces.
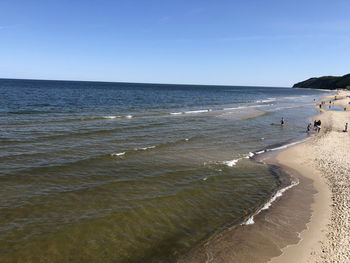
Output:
267,90,350,262
265,139,332,262
177,142,318,263
178,90,349,263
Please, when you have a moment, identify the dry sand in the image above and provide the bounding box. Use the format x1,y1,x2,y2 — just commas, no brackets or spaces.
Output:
269,90,350,263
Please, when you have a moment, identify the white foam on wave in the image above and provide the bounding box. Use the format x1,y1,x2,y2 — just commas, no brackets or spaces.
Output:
253,138,309,156
104,115,119,119
222,159,240,167
111,152,125,156
242,180,299,225
222,152,254,167
244,217,255,225
184,109,211,114
139,146,156,151
245,152,255,158
223,107,239,110
268,139,308,152
256,98,277,103
255,150,265,155
262,181,299,210
104,115,133,119
171,109,211,115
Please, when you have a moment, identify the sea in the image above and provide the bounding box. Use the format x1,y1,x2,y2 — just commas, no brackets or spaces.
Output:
0,79,329,262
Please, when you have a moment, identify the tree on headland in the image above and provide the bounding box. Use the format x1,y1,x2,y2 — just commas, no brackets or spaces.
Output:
293,73,350,90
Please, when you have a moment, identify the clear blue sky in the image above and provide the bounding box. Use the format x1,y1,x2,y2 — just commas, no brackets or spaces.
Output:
0,0,349,86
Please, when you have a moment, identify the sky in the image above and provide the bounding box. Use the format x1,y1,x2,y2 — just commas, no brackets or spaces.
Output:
0,0,349,87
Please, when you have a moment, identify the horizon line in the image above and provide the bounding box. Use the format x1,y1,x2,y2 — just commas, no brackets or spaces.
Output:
0,77,291,89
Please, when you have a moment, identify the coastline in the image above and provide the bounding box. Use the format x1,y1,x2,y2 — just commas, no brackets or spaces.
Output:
178,90,350,263
266,139,332,262
177,143,318,263
267,90,350,262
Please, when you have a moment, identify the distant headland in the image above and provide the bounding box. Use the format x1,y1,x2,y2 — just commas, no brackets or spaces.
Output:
293,73,350,90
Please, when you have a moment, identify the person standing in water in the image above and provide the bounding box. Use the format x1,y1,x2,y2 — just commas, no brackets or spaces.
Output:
280,117,285,126
307,123,312,132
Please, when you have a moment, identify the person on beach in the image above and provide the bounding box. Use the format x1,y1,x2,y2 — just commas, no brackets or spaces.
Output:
316,120,321,133
280,117,284,126
307,123,312,132
314,120,317,130
344,123,348,132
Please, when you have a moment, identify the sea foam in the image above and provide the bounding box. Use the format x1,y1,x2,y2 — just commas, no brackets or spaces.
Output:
222,159,240,167
243,180,299,225
222,152,254,167
111,152,126,156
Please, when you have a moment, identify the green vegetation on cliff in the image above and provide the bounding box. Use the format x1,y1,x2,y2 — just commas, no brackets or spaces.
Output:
293,73,350,90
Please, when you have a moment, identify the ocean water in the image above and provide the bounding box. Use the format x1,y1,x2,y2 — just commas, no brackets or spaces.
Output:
0,79,329,262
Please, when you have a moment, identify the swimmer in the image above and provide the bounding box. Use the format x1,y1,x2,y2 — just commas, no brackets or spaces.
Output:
280,117,284,126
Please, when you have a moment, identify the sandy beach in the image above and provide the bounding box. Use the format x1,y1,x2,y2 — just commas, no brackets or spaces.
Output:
268,90,350,263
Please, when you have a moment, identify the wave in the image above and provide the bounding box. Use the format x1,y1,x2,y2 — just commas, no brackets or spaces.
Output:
26,102,276,124
3,138,191,176
104,115,132,119
6,110,53,115
221,138,308,168
2,120,176,145
110,152,126,157
48,114,135,123
139,146,156,150
170,109,212,115
221,152,254,167
110,138,191,159
52,108,214,123
185,109,212,114
253,139,309,155
110,146,156,158
238,138,309,224
242,179,299,225
255,98,277,103
222,159,240,167
223,104,272,111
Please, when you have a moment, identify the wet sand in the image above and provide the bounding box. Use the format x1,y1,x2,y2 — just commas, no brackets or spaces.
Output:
178,90,350,263
177,161,317,263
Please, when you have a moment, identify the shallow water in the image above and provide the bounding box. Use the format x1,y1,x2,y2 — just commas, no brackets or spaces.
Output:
0,79,329,262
